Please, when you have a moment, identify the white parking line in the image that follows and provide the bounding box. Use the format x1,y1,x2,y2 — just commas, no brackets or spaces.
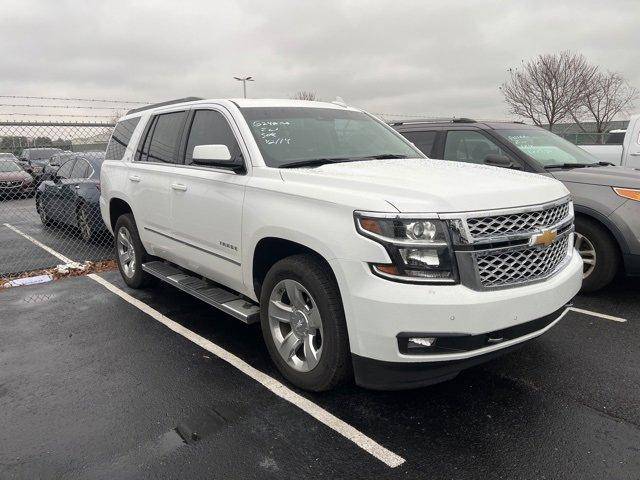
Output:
568,307,627,323
4,223,405,469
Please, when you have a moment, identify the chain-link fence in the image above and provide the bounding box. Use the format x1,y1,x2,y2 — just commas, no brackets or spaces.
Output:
0,121,116,284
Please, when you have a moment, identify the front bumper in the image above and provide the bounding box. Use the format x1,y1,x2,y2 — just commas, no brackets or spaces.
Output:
352,307,567,390
329,251,582,384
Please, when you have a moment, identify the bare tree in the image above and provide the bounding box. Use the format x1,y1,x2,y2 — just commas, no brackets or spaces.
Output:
291,91,318,101
571,71,638,140
500,51,598,130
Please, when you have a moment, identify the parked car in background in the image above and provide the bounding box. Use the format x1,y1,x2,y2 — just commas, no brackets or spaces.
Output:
20,147,63,184
0,159,35,198
392,118,640,292
99,98,582,391
579,114,640,167
36,151,106,241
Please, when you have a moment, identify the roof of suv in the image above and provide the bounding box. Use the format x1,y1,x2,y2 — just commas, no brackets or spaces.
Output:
390,118,536,131
125,97,356,118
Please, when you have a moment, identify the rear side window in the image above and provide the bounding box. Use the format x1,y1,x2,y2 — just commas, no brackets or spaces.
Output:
71,159,91,179
57,159,75,179
401,131,437,157
184,110,243,165
106,118,140,160
140,112,187,164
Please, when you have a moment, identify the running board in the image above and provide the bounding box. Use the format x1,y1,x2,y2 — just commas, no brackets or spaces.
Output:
141,261,260,324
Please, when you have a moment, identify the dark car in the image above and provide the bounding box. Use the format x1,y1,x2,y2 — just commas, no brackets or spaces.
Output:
0,159,35,199
35,151,107,241
392,118,640,292
20,147,64,184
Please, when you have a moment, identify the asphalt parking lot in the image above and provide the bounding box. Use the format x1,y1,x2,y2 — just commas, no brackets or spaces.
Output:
1,220,639,479
0,197,113,278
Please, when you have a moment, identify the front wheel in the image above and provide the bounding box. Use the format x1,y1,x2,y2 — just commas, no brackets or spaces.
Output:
114,213,155,289
260,254,352,391
574,216,619,292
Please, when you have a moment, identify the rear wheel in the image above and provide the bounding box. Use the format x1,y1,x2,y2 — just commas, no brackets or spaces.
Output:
260,254,352,391
77,204,93,241
36,195,52,226
574,216,619,292
114,213,155,289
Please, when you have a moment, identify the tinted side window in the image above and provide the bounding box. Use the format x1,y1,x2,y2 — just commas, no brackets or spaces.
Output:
57,159,75,179
401,131,437,157
443,130,515,164
144,112,187,164
105,117,140,160
71,159,90,179
184,110,242,165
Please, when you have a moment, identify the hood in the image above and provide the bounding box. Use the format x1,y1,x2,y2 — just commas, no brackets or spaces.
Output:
280,158,569,213
0,171,32,182
550,165,640,189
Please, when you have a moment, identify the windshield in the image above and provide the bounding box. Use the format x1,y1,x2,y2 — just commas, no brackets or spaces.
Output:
0,161,21,172
498,128,599,167
241,107,423,167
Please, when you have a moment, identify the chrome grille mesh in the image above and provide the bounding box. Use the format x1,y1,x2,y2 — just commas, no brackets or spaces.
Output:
475,235,570,288
466,202,570,239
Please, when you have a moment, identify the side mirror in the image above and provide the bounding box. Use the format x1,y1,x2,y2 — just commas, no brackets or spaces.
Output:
192,144,242,171
484,154,522,170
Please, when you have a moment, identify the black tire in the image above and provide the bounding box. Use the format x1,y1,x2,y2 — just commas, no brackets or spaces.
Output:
114,213,155,289
575,216,619,292
259,254,352,391
76,204,94,242
36,195,52,226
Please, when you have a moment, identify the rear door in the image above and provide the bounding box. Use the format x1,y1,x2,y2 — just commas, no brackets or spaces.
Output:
44,158,76,224
169,107,248,292
126,110,188,261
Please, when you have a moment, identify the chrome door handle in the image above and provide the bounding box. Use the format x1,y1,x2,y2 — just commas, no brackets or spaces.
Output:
74,185,81,189
129,175,141,182
171,183,187,191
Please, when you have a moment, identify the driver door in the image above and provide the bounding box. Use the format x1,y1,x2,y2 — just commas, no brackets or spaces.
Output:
442,130,521,167
43,158,76,225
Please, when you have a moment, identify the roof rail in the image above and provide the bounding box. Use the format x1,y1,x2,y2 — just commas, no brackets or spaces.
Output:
126,97,204,116
388,117,477,126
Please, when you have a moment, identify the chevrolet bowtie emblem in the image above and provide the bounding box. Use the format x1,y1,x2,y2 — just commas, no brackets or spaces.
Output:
530,229,558,247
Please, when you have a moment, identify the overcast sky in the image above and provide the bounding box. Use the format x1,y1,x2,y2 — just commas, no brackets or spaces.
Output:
1,0,639,120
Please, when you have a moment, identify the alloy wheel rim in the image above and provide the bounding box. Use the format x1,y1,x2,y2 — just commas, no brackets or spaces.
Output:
574,232,596,279
268,279,323,373
117,226,136,278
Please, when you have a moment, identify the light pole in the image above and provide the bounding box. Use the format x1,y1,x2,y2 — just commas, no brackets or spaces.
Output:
233,76,254,98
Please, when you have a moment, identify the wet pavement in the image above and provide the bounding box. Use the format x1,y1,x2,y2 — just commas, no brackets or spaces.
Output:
1,271,638,479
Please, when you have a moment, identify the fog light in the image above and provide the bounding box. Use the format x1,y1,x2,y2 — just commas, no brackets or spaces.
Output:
408,337,436,348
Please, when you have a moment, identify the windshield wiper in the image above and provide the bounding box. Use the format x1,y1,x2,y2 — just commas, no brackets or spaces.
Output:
544,162,596,169
279,154,409,169
279,157,362,169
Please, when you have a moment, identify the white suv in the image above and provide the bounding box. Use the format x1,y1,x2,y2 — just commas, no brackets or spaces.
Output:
100,98,583,391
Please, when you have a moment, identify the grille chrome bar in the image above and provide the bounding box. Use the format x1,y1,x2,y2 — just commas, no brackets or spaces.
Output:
449,197,574,290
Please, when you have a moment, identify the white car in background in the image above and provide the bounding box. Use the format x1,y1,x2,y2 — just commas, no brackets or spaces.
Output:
580,114,640,167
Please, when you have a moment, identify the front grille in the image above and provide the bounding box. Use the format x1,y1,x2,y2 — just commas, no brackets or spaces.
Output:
466,202,570,240
475,234,570,288
0,181,21,188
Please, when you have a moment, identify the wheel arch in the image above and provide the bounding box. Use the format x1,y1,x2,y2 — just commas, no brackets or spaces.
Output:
251,236,339,301
574,206,628,255
109,197,133,231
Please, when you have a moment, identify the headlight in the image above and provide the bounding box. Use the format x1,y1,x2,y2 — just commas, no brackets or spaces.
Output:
613,187,640,202
354,212,457,284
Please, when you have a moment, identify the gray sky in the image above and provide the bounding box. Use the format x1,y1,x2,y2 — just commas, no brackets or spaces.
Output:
1,0,639,120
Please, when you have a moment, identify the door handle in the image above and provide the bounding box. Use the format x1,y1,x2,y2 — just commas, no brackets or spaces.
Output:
129,175,141,182
74,185,81,189
171,183,187,191
630,152,640,157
